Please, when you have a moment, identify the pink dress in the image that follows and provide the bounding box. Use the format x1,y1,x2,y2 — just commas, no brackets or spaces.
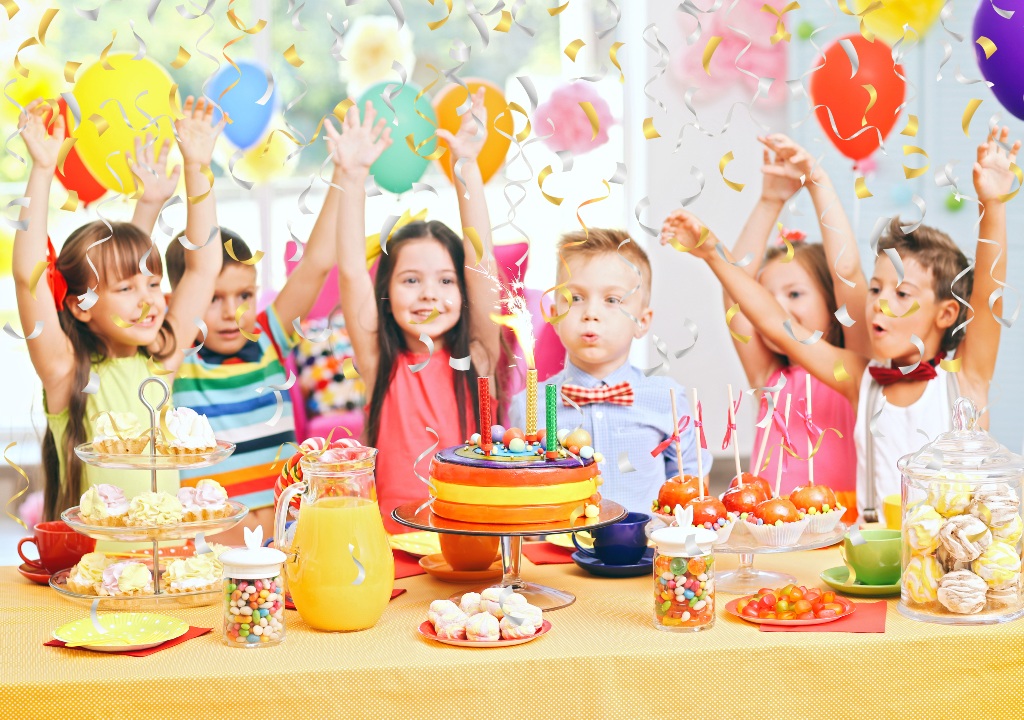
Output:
751,366,857,520
374,350,475,534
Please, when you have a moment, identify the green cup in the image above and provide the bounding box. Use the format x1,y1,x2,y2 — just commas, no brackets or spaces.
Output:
841,529,901,586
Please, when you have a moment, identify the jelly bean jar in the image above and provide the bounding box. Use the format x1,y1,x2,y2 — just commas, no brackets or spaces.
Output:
219,527,288,647
898,397,1024,625
650,525,717,632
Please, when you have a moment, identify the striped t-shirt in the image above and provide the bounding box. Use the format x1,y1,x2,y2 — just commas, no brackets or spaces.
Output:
173,307,298,509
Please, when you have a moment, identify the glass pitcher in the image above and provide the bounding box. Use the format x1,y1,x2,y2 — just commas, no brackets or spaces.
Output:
274,446,395,631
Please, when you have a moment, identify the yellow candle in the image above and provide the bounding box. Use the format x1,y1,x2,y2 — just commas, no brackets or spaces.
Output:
525,369,538,437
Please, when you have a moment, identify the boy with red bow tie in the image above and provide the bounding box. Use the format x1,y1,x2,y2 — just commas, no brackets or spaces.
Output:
664,126,1019,523
508,229,711,514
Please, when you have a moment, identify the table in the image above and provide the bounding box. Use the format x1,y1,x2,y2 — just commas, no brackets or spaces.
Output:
3,548,1023,719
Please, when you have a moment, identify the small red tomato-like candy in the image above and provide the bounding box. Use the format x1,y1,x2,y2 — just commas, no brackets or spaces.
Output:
760,593,777,608
796,611,815,620
823,602,845,613
757,608,774,619
793,599,812,614
815,608,838,619
742,604,759,618
822,591,836,604
502,427,526,446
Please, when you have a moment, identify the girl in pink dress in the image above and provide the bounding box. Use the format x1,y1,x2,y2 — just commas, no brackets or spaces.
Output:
328,91,502,533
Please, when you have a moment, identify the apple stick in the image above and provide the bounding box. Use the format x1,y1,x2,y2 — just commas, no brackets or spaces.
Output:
692,387,705,500
773,394,792,499
669,388,688,496
806,373,815,487
728,384,742,481
752,390,779,477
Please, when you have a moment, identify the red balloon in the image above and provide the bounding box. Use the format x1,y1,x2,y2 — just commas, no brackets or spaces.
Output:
808,35,905,162
48,100,106,206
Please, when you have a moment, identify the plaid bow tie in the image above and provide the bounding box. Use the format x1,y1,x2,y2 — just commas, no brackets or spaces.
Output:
561,381,635,407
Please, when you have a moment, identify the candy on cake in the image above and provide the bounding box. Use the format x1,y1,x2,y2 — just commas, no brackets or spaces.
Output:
971,542,1022,590
125,491,184,527
97,561,154,597
936,569,988,614
178,479,232,522
66,552,112,595
992,514,1023,546
904,504,943,555
157,406,217,457
465,612,500,641
903,554,943,604
938,515,992,563
926,480,973,518
91,411,149,454
968,485,1021,528
79,484,130,526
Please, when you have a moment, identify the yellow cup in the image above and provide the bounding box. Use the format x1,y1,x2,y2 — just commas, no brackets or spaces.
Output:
882,494,902,530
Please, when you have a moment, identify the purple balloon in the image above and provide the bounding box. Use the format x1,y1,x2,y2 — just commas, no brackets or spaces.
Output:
974,0,1024,120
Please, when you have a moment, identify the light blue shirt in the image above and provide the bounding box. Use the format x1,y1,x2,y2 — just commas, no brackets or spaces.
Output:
508,360,712,515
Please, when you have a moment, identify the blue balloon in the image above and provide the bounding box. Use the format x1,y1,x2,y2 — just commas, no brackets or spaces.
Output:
205,61,275,149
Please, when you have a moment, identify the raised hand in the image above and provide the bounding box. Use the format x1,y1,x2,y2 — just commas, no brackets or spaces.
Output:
127,134,181,204
974,125,1022,204
436,87,487,163
758,134,809,203
660,209,718,260
174,96,225,167
18,100,64,171
324,101,392,178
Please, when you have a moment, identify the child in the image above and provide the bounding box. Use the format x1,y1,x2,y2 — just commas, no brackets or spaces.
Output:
13,98,224,521
664,126,1019,523
328,92,502,532
507,229,712,515
667,134,858,518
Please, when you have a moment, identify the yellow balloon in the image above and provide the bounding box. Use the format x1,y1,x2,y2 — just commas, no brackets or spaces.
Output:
72,53,177,194
234,129,296,182
0,230,12,278
0,59,63,125
853,0,944,44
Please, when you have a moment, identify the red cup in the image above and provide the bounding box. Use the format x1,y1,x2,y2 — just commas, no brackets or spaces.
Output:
17,520,96,574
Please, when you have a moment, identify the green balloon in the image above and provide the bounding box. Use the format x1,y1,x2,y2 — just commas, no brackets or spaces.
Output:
945,192,965,212
357,81,437,194
797,20,816,41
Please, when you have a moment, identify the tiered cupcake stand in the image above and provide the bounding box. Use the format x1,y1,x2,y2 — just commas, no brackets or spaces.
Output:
50,377,246,609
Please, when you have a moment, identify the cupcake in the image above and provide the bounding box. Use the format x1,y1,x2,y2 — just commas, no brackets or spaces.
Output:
97,561,154,597
79,484,130,526
91,411,149,454
66,552,112,595
745,498,810,547
927,480,973,518
904,504,943,555
162,552,222,594
904,554,943,604
936,569,988,614
158,406,217,458
126,491,184,527
971,541,1022,590
465,611,500,641
178,479,232,522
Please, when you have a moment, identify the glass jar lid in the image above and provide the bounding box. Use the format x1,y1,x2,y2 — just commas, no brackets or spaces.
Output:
898,398,1024,482
219,526,286,578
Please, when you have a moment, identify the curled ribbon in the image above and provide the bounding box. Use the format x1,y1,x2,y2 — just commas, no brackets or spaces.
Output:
414,427,441,515
721,395,742,450
795,398,843,461
3,442,30,529
651,416,691,458
694,401,707,450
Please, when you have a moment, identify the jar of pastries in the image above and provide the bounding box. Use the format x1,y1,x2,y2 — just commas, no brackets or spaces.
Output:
899,397,1024,625
650,524,717,632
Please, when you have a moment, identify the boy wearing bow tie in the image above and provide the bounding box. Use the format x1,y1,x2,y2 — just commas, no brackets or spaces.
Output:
508,229,711,514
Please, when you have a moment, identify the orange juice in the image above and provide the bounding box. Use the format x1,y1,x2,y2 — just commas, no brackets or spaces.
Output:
285,496,395,631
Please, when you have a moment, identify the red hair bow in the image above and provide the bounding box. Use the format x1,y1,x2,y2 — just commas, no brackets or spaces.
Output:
46,237,68,312
776,227,806,246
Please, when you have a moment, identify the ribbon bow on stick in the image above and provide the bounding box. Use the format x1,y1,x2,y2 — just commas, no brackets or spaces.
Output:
651,416,690,457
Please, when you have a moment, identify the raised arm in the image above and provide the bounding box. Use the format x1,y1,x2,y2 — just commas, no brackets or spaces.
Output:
667,210,866,406
12,102,74,410
959,125,1021,389
325,103,392,398
436,87,501,377
128,134,181,236
156,96,225,371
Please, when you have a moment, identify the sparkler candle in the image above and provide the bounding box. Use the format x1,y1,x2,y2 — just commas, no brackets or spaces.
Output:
525,369,538,438
479,377,492,448
545,384,559,459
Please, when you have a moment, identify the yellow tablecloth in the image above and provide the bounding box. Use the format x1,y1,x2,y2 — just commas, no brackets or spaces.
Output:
3,548,1023,719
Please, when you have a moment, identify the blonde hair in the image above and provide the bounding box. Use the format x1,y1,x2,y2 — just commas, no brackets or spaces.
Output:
556,228,652,304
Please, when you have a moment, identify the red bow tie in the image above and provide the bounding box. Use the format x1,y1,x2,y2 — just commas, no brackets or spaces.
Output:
868,352,945,387
561,381,635,407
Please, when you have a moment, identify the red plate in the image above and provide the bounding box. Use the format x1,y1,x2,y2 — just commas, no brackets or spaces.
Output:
725,595,855,626
418,619,551,647
18,562,52,585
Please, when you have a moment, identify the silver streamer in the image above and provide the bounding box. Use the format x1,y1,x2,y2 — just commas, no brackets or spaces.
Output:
408,333,434,373
449,355,471,371
617,450,637,474
898,334,926,375
835,304,856,328
348,543,366,585
3,321,43,341
82,371,100,394
182,317,208,358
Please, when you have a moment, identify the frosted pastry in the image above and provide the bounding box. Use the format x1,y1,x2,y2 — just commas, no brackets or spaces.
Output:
98,561,153,597
435,618,468,640
126,491,184,526
158,406,217,456
937,570,988,614
426,599,463,627
499,615,539,640
927,481,973,518
465,612,500,641
66,552,112,595
91,411,148,454
458,592,482,616
938,515,992,563
904,504,943,555
968,485,1020,528
992,514,1023,546
903,555,943,604
936,545,971,573
480,587,527,619
987,576,1022,607
971,541,1022,590
177,479,231,522
163,552,222,593
79,484,130,526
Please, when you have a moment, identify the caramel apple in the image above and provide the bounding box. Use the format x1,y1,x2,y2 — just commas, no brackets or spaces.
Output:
687,496,728,528
722,482,769,515
729,473,773,499
789,484,838,513
653,475,710,514
753,497,802,525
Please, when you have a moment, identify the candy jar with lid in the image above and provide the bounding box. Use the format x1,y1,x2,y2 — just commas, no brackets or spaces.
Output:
650,505,717,632
220,527,287,647
898,397,1024,625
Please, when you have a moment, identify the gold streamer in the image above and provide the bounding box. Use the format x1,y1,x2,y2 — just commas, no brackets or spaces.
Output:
507,101,532,143
426,0,453,30
998,162,1023,203
879,299,920,318
187,164,215,205
540,284,574,325
332,99,355,123
13,37,36,78
903,145,930,179
702,36,723,75
224,238,265,265
901,114,919,137
962,98,983,137
404,133,446,161
719,151,744,192
37,7,58,44
64,61,81,83
610,41,625,83
236,302,259,341
3,442,30,529
283,45,303,67
860,84,877,126
463,227,484,265
112,303,150,328
579,101,599,140
341,357,360,380
761,1,799,44
855,176,873,199
99,31,116,70
2,1,18,21
642,117,660,139
227,0,267,33
28,260,47,300
548,1,569,15
61,189,79,212
147,356,174,376
89,113,109,137
939,357,962,373
171,47,191,69
976,36,997,59
576,180,611,238
564,39,586,61
412,65,442,127
538,165,564,206
494,10,513,32
57,137,76,175
725,303,751,343
410,309,440,324
833,359,851,382
665,226,709,254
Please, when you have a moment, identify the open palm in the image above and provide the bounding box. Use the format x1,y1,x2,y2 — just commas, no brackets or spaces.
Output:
174,96,225,167
19,101,65,170
974,125,1022,203
437,87,487,162
325,101,392,176
128,134,181,204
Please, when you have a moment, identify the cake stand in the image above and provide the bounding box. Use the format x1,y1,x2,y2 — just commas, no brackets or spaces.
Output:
52,377,246,609
393,500,627,610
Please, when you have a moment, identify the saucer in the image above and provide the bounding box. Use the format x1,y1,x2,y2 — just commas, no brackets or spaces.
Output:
419,554,503,583
571,548,654,578
18,563,52,585
820,566,901,597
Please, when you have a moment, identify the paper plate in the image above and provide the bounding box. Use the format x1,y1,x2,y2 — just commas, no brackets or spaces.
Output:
725,596,856,626
53,612,189,651
418,619,551,647
389,531,442,557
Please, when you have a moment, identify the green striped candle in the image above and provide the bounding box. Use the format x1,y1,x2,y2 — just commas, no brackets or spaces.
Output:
546,383,559,457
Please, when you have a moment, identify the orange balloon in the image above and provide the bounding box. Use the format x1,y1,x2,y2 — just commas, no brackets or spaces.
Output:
433,79,512,185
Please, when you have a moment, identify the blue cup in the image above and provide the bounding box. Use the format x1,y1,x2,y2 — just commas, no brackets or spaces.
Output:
572,511,651,565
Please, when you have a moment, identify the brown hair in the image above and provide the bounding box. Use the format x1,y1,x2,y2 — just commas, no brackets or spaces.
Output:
556,228,653,304
165,227,250,289
761,241,845,348
877,218,971,352
42,222,175,522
